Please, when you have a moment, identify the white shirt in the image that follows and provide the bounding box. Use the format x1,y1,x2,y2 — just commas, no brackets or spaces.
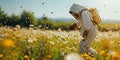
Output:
76,10,98,36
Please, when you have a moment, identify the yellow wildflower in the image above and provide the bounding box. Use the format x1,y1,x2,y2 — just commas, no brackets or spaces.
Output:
112,52,120,60
0,54,3,58
91,58,96,60
103,39,110,49
80,53,89,57
23,55,30,60
80,53,91,59
99,50,105,55
2,39,14,48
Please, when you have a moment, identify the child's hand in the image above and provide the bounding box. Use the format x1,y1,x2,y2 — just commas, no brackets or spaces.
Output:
69,23,77,30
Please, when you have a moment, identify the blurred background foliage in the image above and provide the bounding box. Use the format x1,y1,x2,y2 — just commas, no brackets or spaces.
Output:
0,7,120,31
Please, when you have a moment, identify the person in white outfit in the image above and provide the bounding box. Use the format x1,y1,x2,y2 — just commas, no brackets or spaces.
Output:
69,4,98,57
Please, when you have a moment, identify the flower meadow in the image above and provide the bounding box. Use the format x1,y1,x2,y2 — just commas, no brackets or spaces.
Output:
0,26,120,60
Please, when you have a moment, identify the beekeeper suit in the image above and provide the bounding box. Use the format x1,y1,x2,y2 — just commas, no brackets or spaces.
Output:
69,4,98,57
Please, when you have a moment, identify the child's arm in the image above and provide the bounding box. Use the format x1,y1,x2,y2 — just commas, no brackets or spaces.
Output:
69,20,81,30
69,23,78,30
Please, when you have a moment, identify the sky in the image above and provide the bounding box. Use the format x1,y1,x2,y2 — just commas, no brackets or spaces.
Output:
0,0,120,21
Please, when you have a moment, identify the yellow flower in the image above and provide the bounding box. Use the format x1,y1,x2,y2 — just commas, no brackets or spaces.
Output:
23,55,30,60
103,39,110,49
80,53,89,57
99,50,105,55
112,52,120,60
91,58,96,60
80,53,91,59
0,54,3,58
2,39,14,48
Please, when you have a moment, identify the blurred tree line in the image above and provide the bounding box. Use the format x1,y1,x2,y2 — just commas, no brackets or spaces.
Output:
0,7,120,31
0,7,74,30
